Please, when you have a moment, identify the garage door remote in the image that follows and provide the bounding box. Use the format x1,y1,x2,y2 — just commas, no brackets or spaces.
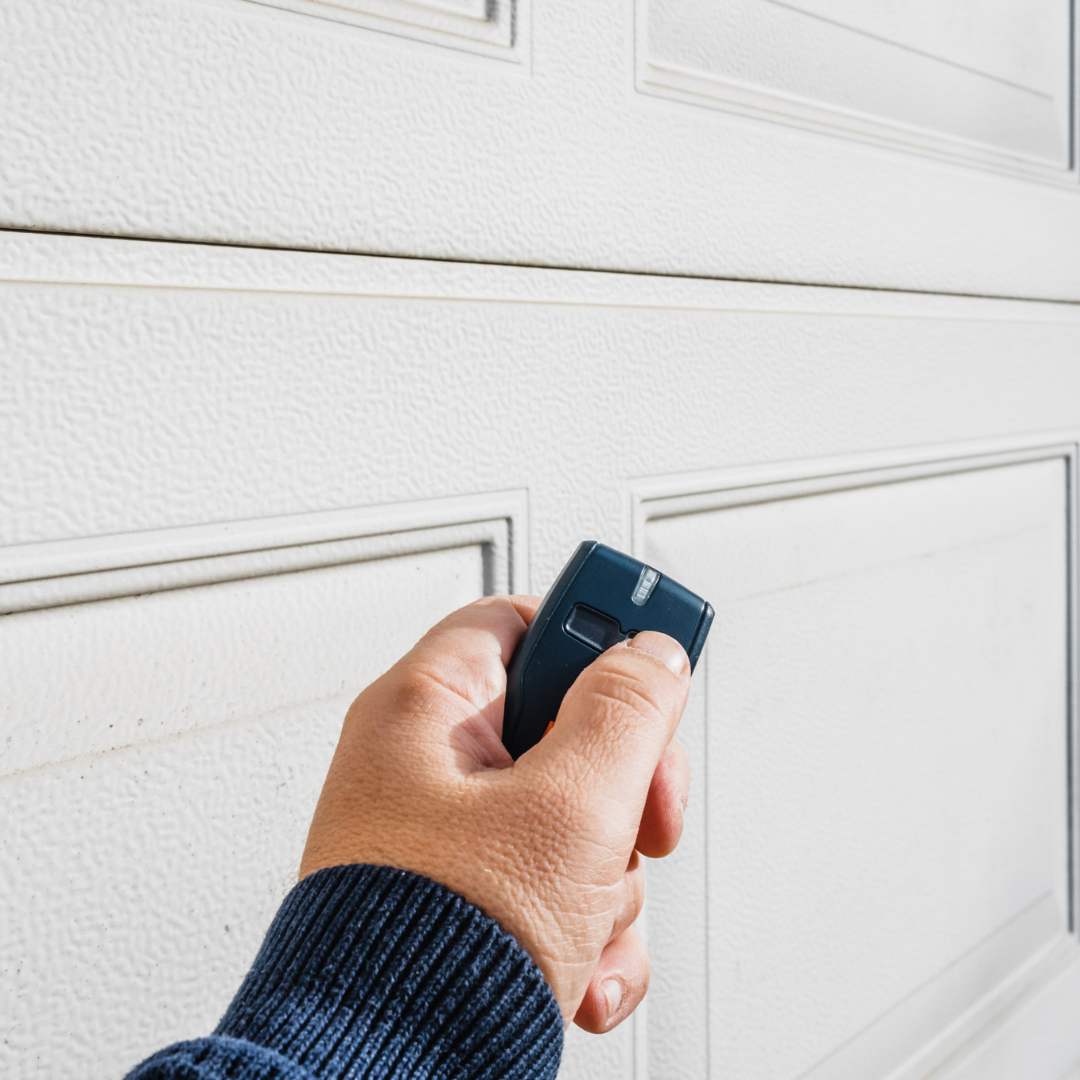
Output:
502,541,714,759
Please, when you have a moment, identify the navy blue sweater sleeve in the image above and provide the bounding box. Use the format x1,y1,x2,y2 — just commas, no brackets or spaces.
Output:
125,864,564,1080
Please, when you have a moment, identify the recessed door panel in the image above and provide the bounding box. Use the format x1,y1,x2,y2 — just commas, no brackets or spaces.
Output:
643,455,1074,1079
0,531,503,1079
642,0,1072,173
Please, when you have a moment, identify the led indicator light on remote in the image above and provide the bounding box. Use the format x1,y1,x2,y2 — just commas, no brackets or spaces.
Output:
631,565,660,606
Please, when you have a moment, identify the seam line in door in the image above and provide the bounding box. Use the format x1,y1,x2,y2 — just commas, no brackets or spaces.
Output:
3,226,1080,308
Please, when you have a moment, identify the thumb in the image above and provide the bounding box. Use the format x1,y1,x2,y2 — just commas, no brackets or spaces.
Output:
526,632,691,800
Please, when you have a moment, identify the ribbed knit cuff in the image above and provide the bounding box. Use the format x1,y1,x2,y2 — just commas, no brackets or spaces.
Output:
213,863,564,1080
126,1036,315,1079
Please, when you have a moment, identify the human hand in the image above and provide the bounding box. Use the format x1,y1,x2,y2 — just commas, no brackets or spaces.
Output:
299,595,691,1032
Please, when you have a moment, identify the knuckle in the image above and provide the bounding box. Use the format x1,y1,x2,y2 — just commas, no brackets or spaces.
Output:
425,595,507,638
386,661,451,720
469,594,508,613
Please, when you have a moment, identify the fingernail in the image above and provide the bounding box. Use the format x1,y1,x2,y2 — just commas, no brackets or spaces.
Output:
603,979,624,1020
630,631,688,676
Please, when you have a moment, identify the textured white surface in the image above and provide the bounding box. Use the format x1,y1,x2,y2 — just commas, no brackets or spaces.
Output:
784,0,1062,91
642,453,1077,1079
5,233,1080,568
2,0,1080,297
642,0,1071,175
3,233,1080,1077
0,543,491,1079
0,699,344,1078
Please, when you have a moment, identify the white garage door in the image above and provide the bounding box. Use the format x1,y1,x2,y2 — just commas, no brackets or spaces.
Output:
2,1,1079,1077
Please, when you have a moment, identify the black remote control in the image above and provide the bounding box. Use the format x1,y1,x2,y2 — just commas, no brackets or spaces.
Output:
502,541,714,759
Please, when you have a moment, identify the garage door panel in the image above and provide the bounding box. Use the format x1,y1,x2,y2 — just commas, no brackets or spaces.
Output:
4,234,1080,1078
0,503,520,1079
641,454,1074,1078
3,0,1080,298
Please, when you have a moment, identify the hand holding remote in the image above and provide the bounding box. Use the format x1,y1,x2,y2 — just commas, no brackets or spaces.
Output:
503,542,713,759
299,594,691,1032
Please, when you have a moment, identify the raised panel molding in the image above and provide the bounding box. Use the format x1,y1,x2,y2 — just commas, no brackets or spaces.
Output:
239,0,521,60
0,490,523,615
632,439,1080,1080
637,0,1076,183
0,490,526,777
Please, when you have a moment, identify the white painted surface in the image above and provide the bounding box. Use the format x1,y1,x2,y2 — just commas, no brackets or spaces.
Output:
935,953,1080,1080
2,0,1080,297
2,232,1079,1077
786,0,1061,92
0,538,498,1078
2,698,354,1077
642,0,1072,175
641,455,1071,1078
0,505,518,775
241,0,518,57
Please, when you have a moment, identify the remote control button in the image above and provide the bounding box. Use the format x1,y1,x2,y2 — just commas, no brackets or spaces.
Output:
563,603,628,653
